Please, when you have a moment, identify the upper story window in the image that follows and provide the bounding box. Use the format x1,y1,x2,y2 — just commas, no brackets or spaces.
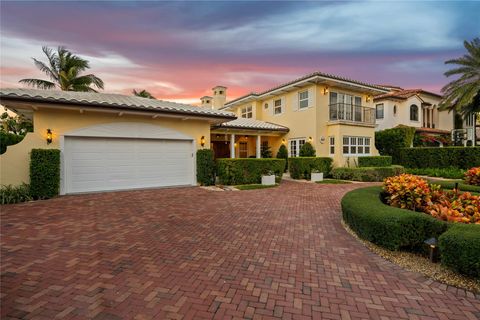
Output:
241,106,253,118
274,99,282,114
410,104,419,121
299,90,309,109
376,103,384,119
219,91,224,95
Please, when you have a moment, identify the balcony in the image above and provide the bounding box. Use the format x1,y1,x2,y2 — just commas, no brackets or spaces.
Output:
329,103,375,126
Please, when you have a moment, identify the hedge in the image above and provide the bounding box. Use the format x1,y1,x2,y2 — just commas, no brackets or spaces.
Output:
216,158,286,185
358,156,392,167
276,145,288,172
29,149,60,199
341,186,447,250
0,132,24,154
375,126,416,162
196,149,215,186
439,224,480,278
288,157,333,179
406,167,466,179
398,147,480,169
331,166,404,182
427,179,480,194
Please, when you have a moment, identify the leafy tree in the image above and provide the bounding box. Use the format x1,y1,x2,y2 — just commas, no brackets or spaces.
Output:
19,46,104,92
133,89,156,99
439,38,480,117
261,144,272,158
1,111,33,135
276,144,289,172
299,142,316,157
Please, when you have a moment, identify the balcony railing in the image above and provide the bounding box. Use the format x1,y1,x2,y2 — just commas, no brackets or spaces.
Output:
329,103,375,125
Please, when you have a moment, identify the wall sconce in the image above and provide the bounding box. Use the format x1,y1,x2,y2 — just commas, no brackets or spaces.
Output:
282,139,286,145
234,142,237,147
46,129,53,144
308,136,313,143
200,136,206,148
424,237,438,263
366,95,371,102
323,87,329,95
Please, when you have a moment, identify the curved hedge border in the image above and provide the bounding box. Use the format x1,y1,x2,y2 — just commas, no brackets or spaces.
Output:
342,186,480,278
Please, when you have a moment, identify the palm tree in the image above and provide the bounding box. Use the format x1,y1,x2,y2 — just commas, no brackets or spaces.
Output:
132,89,156,99
19,46,104,92
439,38,480,117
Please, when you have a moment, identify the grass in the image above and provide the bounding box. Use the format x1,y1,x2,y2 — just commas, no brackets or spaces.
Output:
316,179,352,184
427,178,480,194
235,184,278,190
405,167,466,179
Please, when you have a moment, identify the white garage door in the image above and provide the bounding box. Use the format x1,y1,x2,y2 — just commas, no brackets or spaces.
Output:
64,137,194,194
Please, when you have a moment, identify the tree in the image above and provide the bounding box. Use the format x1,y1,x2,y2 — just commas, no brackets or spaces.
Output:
133,89,156,99
261,144,272,158
1,111,33,135
439,38,480,117
276,144,288,172
299,142,316,157
19,46,104,92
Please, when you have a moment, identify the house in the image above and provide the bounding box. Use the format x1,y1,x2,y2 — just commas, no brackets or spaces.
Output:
202,72,390,166
0,89,235,194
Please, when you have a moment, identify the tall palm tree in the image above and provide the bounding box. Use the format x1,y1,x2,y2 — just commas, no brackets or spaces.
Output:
19,46,104,92
439,38,480,117
132,89,156,99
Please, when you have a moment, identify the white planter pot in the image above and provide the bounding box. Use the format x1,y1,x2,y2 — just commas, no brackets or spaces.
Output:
261,175,276,186
311,172,324,182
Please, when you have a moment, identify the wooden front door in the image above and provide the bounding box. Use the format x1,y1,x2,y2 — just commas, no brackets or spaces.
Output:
212,141,230,159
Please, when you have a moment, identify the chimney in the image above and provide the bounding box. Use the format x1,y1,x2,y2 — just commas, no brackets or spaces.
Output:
200,96,212,109
212,85,227,109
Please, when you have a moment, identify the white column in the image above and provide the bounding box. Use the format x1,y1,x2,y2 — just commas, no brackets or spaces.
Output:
230,134,235,158
256,135,261,158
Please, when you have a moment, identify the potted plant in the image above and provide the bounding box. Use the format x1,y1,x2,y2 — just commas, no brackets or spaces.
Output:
261,170,276,186
311,169,324,182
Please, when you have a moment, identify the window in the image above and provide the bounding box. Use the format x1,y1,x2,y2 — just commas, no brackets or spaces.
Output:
289,138,306,157
393,105,397,115
410,104,419,121
206,100,210,104
241,106,253,118
299,91,309,109
376,103,384,119
329,136,335,155
219,90,224,95
342,136,371,155
274,99,282,114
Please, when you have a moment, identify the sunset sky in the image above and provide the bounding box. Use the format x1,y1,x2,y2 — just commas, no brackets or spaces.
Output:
1,1,479,105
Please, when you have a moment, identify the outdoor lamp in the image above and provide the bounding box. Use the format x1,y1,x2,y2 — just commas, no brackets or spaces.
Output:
424,237,438,263
282,139,286,144
308,136,313,142
200,136,206,147
46,129,53,144
366,95,371,102
323,87,329,95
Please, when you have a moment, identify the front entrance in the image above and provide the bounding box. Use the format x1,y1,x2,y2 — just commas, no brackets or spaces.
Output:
212,141,230,158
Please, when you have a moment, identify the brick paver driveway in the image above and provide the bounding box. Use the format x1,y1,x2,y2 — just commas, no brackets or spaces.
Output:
1,181,479,319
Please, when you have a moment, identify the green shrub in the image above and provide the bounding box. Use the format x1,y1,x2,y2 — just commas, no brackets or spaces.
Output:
439,224,480,278
405,167,466,179
261,144,272,158
29,149,60,199
342,186,447,250
398,147,480,169
0,131,24,154
216,158,285,185
331,166,404,182
299,142,316,157
0,184,32,204
375,126,416,162
276,144,289,172
288,157,333,179
427,179,480,194
196,149,215,186
358,156,392,167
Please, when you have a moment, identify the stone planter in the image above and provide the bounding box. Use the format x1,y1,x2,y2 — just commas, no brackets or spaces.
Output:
261,174,275,186
311,172,324,182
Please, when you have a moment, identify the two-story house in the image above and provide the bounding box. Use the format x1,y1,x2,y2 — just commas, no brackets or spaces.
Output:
201,72,390,166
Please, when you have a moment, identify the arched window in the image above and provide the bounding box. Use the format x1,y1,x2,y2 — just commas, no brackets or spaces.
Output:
410,104,419,121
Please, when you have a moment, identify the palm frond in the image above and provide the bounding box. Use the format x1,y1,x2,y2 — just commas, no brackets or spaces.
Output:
19,78,56,90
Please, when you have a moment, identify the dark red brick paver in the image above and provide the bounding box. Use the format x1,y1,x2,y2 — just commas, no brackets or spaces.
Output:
1,181,479,319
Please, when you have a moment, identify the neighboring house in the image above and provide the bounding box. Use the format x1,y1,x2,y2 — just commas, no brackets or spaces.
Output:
0,89,235,194
202,72,389,166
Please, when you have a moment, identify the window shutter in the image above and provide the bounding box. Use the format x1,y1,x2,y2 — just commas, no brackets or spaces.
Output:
308,87,315,108
281,97,286,113
292,93,299,111
270,99,274,116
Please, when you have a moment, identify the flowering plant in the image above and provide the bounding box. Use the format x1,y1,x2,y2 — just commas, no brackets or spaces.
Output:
464,167,480,186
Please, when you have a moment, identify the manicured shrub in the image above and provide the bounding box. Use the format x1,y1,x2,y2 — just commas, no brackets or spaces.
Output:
405,167,466,179
331,166,404,182
299,142,316,157
426,192,480,224
288,157,333,179
196,149,215,186
375,126,416,162
358,156,392,167
439,224,480,278
383,174,435,211
216,158,286,185
427,179,480,194
341,186,447,250
261,144,272,158
276,144,288,172
0,131,24,154
0,184,32,204
464,167,480,186
29,149,60,199
397,147,480,169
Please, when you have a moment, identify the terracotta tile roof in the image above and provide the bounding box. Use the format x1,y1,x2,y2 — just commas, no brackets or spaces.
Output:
415,127,450,134
213,118,289,132
374,89,442,101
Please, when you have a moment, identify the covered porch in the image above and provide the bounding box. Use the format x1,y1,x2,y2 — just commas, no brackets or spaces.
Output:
210,119,289,159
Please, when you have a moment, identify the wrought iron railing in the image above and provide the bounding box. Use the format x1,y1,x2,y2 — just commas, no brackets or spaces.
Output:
329,103,375,125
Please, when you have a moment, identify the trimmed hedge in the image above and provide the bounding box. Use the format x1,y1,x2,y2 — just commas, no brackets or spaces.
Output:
342,186,447,250
29,149,60,199
406,167,466,179
375,126,416,162
299,142,316,157
427,179,480,194
0,132,24,154
398,147,480,169
196,149,215,186
439,224,480,278
216,158,285,185
288,157,333,179
358,156,392,167
331,166,404,182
